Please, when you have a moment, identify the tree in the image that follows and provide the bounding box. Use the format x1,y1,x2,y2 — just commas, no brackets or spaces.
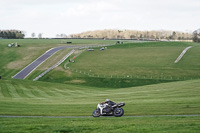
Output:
130,35,135,39
69,29,192,40
16,32,24,39
172,31,177,40
0,30,25,39
140,34,143,38
31,33,35,38
193,29,200,43
38,33,42,38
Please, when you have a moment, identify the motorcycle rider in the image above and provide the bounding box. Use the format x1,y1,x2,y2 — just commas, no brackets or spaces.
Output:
99,99,115,114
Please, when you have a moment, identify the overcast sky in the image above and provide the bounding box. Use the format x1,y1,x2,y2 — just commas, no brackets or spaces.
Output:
0,0,199,37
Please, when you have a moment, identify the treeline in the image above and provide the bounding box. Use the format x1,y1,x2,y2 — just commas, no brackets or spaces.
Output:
70,29,192,40
193,28,200,43
0,30,25,39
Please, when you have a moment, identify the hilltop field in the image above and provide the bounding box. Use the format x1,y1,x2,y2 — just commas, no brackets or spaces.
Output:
0,39,200,132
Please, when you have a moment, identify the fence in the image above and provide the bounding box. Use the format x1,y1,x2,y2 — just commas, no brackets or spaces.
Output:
66,67,199,81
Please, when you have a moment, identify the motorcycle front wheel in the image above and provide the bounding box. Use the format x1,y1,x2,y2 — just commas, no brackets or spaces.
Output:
92,109,100,117
113,108,124,117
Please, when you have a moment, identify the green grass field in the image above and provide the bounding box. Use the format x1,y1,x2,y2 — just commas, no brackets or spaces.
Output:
39,41,200,88
0,39,115,79
0,78,200,132
0,39,200,132
1,117,200,133
66,42,200,79
0,78,200,116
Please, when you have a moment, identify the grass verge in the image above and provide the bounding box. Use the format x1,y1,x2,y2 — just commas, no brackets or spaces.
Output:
0,116,200,133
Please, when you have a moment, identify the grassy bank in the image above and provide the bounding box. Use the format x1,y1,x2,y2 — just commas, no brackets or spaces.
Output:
66,42,200,78
0,116,200,133
39,41,200,88
0,39,115,79
0,78,200,116
0,39,200,132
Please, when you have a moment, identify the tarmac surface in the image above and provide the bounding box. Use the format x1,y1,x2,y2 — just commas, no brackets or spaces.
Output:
12,46,78,79
12,44,113,79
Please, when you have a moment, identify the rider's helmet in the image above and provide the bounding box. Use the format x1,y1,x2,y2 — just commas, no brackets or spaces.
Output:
105,99,110,102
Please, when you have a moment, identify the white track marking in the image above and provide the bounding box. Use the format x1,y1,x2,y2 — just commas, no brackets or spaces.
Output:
174,46,192,63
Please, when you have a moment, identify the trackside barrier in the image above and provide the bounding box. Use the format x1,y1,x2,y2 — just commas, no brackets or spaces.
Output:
66,67,199,81
78,44,115,49
33,49,75,81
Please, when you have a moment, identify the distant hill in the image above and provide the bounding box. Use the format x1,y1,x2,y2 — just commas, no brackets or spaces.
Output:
70,29,192,40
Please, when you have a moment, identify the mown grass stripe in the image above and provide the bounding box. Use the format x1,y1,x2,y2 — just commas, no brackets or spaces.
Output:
17,85,36,98
1,84,13,98
39,86,57,97
55,87,98,97
46,87,66,97
11,84,31,98
5,83,21,98
15,87,27,98
22,84,44,98
46,87,79,97
30,88,43,98
38,86,94,98
51,88,74,97
30,86,50,98
0,84,6,98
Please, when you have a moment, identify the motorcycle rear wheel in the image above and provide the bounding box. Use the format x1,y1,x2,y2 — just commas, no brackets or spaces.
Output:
113,108,124,117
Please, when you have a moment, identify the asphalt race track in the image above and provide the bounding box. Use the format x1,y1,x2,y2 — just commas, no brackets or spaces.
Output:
12,44,114,80
12,46,78,79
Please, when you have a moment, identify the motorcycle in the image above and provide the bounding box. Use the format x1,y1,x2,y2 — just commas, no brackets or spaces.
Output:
92,102,125,117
